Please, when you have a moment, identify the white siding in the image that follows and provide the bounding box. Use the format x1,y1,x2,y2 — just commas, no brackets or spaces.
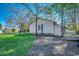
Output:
29,19,61,36
54,25,62,36
29,21,36,33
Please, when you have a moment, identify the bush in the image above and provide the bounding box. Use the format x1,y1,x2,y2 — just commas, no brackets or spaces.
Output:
12,29,16,32
27,29,29,32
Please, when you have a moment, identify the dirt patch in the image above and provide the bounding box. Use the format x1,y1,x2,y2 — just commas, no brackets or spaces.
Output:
28,36,79,56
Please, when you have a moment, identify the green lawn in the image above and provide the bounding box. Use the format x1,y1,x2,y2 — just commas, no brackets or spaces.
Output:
0,33,35,56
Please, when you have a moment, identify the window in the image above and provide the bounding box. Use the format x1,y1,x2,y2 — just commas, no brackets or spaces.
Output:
41,24,43,31
38,24,43,31
38,25,40,30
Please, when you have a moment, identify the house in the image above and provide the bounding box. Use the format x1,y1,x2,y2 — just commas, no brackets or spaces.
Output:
29,18,62,36
0,30,3,33
3,28,19,33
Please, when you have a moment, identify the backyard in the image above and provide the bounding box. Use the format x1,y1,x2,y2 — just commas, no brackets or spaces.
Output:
0,33,35,56
0,3,79,56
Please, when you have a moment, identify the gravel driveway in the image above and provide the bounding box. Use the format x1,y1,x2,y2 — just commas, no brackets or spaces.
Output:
28,36,79,56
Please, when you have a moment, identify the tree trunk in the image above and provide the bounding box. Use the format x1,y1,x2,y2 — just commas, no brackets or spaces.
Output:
35,15,38,36
61,9,64,37
72,8,77,32
36,4,38,36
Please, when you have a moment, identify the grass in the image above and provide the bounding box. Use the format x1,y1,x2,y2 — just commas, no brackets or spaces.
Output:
0,33,35,56
64,34,79,37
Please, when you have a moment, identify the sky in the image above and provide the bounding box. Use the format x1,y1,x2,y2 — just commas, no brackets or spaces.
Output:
0,3,61,28
0,3,47,26
0,3,25,26
0,4,9,24
0,4,14,25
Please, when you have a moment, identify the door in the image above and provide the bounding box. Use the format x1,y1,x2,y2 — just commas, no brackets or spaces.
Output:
38,24,43,34
41,24,43,34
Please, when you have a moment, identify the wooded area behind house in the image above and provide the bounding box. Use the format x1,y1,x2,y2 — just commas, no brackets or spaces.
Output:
0,3,79,36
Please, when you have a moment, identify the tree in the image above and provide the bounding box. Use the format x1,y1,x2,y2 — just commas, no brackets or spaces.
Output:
6,16,14,30
51,3,78,36
7,4,30,32
22,3,79,36
22,3,47,36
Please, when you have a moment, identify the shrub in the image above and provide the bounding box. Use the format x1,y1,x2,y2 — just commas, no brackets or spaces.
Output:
12,29,16,32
